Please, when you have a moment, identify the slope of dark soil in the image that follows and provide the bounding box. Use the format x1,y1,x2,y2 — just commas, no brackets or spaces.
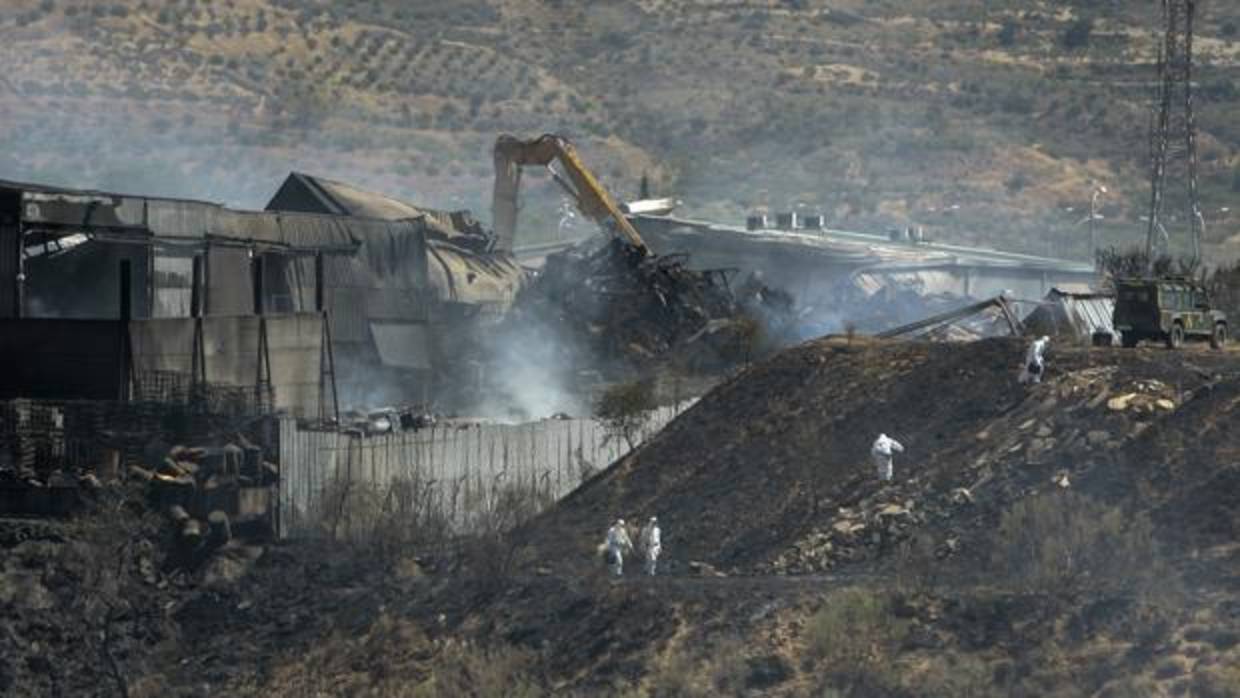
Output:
523,338,1240,576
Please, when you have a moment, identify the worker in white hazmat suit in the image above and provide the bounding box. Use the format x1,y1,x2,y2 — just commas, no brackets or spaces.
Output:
605,518,634,577
641,516,662,576
1019,336,1051,385
871,433,905,482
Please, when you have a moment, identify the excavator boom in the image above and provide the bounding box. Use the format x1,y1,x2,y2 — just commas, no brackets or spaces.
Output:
492,134,649,255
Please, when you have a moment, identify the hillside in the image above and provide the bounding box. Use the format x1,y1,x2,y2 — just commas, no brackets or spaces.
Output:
2,0,1240,258
525,337,1240,575
7,337,1240,696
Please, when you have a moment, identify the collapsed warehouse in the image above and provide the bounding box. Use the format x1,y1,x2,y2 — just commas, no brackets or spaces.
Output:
0,136,1122,530
0,167,787,524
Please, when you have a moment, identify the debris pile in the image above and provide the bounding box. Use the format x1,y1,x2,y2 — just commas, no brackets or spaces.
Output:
129,439,278,566
339,407,438,435
805,277,976,336
504,239,792,372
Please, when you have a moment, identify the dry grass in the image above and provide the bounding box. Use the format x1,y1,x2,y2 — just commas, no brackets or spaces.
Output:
989,490,1174,602
804,588,908,672
257,613,541,698
632,634,751,698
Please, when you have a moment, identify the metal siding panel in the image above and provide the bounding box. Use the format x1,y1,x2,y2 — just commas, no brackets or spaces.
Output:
201,315,262,387
369,321,432,370
206,246,254,316
146,199,218,239
265,313,324,419
22,192,147,229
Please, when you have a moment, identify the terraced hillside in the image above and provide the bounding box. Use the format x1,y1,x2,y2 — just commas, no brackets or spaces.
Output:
1,0,1240,256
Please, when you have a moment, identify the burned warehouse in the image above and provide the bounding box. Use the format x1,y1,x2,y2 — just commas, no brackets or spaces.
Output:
0,177,440,413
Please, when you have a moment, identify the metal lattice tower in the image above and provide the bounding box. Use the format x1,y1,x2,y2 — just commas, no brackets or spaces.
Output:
1145,0,1202,268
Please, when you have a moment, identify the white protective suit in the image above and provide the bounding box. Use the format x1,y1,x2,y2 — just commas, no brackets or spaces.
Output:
641,517,662,576
605,519,634,577
871,433,905,482
1019,336,1051,385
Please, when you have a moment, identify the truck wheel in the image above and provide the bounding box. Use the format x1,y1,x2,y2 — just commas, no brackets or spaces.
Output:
1167,323,1185,349
1211,323,1227,350
1121,333,1139,348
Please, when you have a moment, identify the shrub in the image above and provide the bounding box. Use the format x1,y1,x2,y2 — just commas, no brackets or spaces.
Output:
1205,261,1240,320
644,635,750,698
805,588,908,668
595,380,656,451
989,491,1171,600
1062,18,1094,50
997,21,1019,47
411,643,542,698
912,652,995,698
58,488,163,698
1096,246,1199,282
308,474,455,568
1005,172,1030,193
1191,665,1240,698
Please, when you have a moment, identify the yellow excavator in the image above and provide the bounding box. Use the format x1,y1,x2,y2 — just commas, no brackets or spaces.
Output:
492,133,650,256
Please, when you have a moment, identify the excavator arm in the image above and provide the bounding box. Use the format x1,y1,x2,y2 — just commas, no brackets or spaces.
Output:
492,133,649,256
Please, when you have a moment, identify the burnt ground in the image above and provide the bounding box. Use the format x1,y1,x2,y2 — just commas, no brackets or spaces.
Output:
524,337,1240,575
3,338,1240,697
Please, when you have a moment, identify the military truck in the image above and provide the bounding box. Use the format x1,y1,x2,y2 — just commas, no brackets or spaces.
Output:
1111,277,1227,349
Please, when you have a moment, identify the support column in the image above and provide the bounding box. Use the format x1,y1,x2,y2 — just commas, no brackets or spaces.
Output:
0,192,21,318
190,256,203,319
119,260,132,400
314,252,325,313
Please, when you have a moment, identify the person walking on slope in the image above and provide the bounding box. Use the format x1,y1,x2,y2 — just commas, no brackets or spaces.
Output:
871,433,905,482
641,516,662,576
605,518,634,577
1019,336,1051,385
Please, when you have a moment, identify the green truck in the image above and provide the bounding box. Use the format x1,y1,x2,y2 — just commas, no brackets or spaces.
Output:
1111,278,1227,349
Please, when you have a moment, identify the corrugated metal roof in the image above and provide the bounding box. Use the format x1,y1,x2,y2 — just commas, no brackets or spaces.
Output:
4,177,366,252
426,240,525,308
268,173,492,252
1062,294,1115,338
1049,283,1099,296
636,214,1098,275
1025,290,1115,343
294,172,429,221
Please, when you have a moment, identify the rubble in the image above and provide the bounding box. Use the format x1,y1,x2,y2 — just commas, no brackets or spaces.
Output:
140,439,277,567
498,239,794,374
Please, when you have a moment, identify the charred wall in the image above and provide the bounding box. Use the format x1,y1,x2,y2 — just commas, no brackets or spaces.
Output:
23,240,150,319
0,189,19,318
